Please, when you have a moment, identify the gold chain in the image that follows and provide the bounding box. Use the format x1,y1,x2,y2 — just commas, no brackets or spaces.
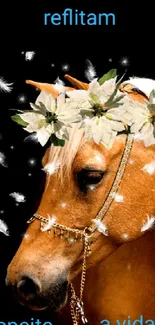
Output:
70,235,89,325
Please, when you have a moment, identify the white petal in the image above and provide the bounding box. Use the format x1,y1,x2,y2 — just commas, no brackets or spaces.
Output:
57,92,66,109
36,91,55,112
100,77,116,96
110,120,125,132
66,90,88,100
18,113,44,124
36,125,52,146
88,79,100,95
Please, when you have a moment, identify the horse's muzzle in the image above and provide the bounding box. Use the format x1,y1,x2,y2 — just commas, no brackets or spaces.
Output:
6,275,69,311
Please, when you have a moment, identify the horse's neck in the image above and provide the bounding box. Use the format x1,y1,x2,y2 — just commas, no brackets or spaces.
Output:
71,230,155,324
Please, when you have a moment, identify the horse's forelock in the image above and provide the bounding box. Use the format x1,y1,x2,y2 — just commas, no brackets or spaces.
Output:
47,124,85,181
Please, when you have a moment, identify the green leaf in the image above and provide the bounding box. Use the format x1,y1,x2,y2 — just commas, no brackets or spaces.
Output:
149,89,155,103
50,134,65,147
98,69,117,85
11,115,28,127
148,103,155,113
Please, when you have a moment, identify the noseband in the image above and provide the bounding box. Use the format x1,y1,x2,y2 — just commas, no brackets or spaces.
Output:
27,133,134,325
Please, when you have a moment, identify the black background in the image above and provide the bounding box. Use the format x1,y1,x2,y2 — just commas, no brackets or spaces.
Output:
0,1,154,323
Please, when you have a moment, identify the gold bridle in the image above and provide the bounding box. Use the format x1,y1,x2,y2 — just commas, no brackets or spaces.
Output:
27,133,134,325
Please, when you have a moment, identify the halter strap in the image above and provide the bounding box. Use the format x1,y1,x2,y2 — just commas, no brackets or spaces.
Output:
87,133,134,234
27,134,134,238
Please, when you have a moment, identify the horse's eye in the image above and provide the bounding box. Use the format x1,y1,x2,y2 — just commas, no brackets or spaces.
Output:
77,169,105,191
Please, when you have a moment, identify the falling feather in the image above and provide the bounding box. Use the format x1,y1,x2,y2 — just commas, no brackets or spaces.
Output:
43,161,60,175
142,160,155,175
84,60,97,81
92,219,108,236
25,51,35,61
141,215,155,232
0,77,13,93
24,134,38,143
41,215,56,232
0,219,9,236
0,152,8,168
9,192,26,203
54,77,65,91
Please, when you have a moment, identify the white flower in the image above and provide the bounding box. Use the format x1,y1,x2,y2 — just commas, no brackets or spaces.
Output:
84,109,125,148
18,91,81,146
88,77,117,103
67,77,124,112
123,91,155,147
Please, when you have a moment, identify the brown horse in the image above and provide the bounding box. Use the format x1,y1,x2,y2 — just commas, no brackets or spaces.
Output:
6,75,155,325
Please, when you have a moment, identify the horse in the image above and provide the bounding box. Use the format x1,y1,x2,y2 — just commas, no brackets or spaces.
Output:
5,74,155,325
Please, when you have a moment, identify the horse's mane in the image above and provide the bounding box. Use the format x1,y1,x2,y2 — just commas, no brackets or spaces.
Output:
47,124,85,181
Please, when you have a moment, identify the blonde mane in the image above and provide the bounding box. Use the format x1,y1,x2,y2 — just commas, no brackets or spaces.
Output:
47,124,85,181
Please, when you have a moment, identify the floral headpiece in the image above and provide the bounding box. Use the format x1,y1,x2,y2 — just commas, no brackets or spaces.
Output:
11,69,155,149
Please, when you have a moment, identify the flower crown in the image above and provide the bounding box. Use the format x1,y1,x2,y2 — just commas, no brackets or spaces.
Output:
11,69,155,149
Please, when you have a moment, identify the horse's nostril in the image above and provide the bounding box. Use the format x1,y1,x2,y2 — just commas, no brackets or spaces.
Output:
17,277,41,300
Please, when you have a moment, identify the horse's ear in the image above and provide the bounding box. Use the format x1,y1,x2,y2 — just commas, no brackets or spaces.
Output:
26,80,74,97
42,147,50,167
64,74,89,90
119,82,149,103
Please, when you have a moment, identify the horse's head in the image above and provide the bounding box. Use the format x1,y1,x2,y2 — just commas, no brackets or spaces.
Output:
6,75,155,312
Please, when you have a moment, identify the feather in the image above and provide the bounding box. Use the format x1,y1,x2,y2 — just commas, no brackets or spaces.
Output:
0,219,9,236
25,51,35,61
0,77,13,93
0,152,7,167
43,160,60,175
92,219,108,236
85,60,97,81
142,160,155,175
41,215,56,232
24,133,38,143
141,215,155,232
9,192,26,203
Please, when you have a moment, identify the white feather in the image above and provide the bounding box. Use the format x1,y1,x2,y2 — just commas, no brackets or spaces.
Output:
24,134,38,143
92,219,108,236
41,215,56,232
0,219,9,236
85,60,97,81
9,192,26,203
114,194,124,202
0,77,13,93
54,77,65,91
142,160,155,175
141,215,155,232
25,51,35,61
43,160,60,175
0,152,7,167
